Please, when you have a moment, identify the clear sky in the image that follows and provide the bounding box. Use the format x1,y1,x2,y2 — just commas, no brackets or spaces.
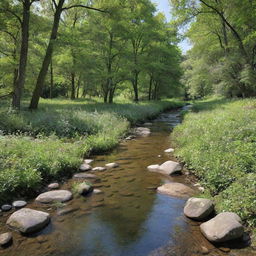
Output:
152,0,191,54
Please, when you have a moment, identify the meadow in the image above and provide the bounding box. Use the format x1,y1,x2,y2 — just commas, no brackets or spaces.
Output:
172,98,256,233
0,98,184,202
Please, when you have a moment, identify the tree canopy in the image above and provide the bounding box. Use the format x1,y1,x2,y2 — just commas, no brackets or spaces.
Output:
171,0,256,98
0,0,183,109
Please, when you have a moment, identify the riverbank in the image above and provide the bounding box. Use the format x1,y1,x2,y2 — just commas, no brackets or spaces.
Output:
0,98,184,203
172,97,256,244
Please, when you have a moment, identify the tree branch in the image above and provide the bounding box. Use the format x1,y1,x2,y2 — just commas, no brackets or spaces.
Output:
0,9,22,24
62,4,107,13
52,0,57,9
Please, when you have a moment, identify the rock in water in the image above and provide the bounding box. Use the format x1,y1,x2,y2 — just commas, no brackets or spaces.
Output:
48,183,59,190
7,208,50,234
105,163,119,168
12,200,27,209
93,189,103,194
134,127,151,136
35,190,72,203
157,183,194,198
200,212,244,242
147,164,160,172
73,173,99,180
159,161,182,175
0,232,12,246
1,204,12,211
184,197,214,220
77,183,93,195
84,159,93,164
164,148,174,153
79,164,92,172
92,167,107,172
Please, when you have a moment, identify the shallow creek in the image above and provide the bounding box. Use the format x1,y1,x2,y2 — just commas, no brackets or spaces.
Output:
0,106,254,256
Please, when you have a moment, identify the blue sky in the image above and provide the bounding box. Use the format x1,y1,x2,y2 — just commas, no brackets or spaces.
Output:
152,0,191,54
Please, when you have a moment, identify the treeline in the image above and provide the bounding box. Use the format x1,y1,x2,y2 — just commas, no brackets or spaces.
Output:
171,0,256,99
0,0,183,110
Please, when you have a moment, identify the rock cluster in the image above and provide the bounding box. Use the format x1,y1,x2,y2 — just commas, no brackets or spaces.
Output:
184,197,244,243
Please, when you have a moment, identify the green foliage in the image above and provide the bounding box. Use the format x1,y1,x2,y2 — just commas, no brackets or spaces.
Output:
172,98,256,227
171,0,256,98
0,98,183,203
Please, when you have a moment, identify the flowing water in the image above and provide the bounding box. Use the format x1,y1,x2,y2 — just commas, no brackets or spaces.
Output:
0,106,254,256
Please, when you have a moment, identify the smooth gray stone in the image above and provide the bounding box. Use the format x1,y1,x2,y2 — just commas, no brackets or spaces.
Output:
35,190,72,203
200,212,244,242
7,208,50,234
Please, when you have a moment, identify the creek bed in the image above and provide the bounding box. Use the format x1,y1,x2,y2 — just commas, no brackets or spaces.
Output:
0,106,254,256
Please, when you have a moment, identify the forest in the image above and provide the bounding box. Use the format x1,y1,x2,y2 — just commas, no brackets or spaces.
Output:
0,0,182,109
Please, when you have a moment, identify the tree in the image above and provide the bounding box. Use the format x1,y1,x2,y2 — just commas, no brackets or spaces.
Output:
29,0,106,109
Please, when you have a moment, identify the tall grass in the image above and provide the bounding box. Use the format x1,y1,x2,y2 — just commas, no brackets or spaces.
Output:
172,98,256,229
0,98,184,202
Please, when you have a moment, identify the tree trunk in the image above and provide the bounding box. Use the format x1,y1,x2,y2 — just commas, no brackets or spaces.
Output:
12,0,31,110
76,76,80,98
148,75,153,100
108,85,116,103
103,88,109,103
29,0,65,109
71,72,76,99
153,81,158,100
50,58,53,99
132,71,139,102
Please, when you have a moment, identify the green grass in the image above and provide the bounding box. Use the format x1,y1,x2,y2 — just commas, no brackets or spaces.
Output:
172,97,256,230
0,98,184,203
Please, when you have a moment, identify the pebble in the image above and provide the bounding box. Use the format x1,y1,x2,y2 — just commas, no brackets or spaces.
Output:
12,200,27,209
0,232,12,246
84,159,93,164
93,189,103,194
105,163,119,168
92,167,107,172
1,204,12,212
79,164,92,172
201,246,209,254
48,183,59,190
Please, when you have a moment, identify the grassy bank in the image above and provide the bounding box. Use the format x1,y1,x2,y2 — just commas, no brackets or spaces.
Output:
0,98,184,203
172,98,256,232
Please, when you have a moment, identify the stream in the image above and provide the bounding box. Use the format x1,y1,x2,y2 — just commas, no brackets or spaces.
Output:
0,105,254,256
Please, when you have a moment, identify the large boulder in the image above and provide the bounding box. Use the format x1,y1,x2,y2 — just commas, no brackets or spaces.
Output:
7,208,50,234
35,190,72,203
134,127,151,136
200,212,244,242
157,183,194,198
159,161,182,175
184,197,214,220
